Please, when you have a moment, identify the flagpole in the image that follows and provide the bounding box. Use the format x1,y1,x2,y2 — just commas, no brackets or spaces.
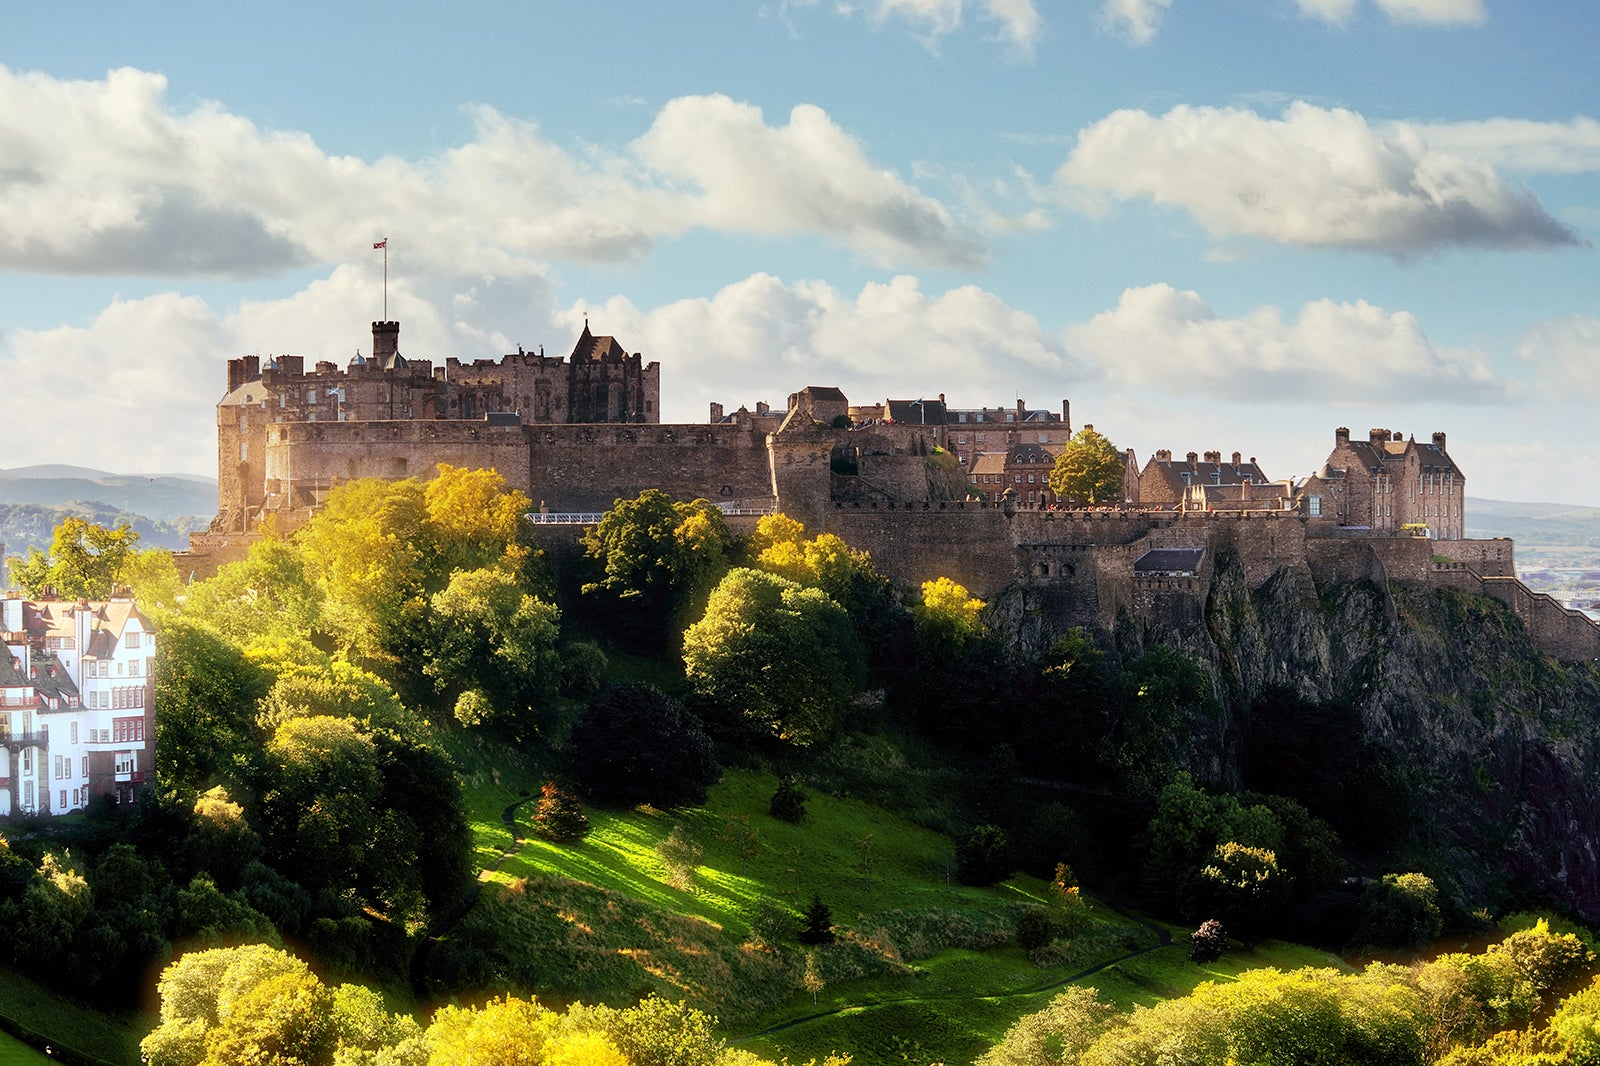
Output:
374,237,389,319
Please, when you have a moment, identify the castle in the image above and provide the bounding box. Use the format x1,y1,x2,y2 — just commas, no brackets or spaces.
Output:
196,321,1600,662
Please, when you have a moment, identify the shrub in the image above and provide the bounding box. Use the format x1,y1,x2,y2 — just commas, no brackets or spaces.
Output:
746,899,794,952
769,776,809,824
1016,906,1052,953
956,824,1013,886
1359,872,1443,950
560,641,609,697
1190,918,1228,962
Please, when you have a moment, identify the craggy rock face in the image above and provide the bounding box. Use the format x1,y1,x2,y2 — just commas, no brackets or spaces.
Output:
995,546,1600,923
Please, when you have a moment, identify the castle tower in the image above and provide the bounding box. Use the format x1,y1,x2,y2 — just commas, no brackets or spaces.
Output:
372,321,400,364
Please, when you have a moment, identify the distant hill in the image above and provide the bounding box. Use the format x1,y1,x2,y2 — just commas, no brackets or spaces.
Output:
0,466,216,523
0,466,217,556
1466,497,1600,548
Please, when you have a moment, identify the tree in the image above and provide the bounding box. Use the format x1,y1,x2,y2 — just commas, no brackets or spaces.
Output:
798,895,835,945
9,517,139,599
1017,906,1053,953
183,536,324,647
769,776,808,824
260,715,381,894
426,566,562,736
1360,872,1444,950
570,683,719,808
1189,842,1290,940
977,987,1116,1066
719,815,763,877
153,618,272,792
683,568,863,748
803,951,826,1005
655,825,703,892
746,899,793,952
141,944,330,1066
580,489,733,645
1190,918,1229,963
1047,426,1124,507
957,824,1013,886
532,781,590,843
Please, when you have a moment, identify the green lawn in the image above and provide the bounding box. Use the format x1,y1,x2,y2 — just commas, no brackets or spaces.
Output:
0,968,149,1066
0,1029,47,1066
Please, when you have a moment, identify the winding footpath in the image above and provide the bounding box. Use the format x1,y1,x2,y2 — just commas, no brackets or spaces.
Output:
736,908,1176,1043
409,795,536,998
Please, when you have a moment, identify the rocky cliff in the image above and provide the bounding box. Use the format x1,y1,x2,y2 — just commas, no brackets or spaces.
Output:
1113,547,1600,922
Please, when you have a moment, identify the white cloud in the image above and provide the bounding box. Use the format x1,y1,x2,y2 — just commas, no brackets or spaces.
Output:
788,0,1043,55
560,273,1088,421
1101,0,1172,44
1516,315,1600,399
1372,0,1486,25
0,66,980,277
1057,102,1578,254
1415,116,1600,175
634,95,984,267
1291,0,1358,23
1064,283,1505,402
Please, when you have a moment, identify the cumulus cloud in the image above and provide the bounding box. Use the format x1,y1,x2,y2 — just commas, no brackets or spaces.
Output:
560,273,1088,421
1107,0,1482,42
0,265,563,474
1064,283,1504,402
0,66,980,277
1517,315,1600,398
1057,102,1579,254
1291,0,1358,23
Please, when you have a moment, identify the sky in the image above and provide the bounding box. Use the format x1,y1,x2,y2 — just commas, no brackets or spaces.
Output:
1,1,1596,503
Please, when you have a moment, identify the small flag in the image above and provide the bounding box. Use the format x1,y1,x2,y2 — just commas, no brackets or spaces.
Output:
373,239,387,249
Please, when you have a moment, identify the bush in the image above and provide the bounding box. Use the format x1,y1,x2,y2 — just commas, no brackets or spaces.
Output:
1359,872,1443,950
532,782,590,843
570,683,720,808
1190,918,1228,962
956,824,1013,886
746,899,794,951
1017,906,1052,952
769,777,809,823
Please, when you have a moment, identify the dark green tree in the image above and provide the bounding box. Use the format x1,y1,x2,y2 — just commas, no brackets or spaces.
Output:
957,824,1014,886
769,776,809,824
1358,872,1444,950
580,489,733,646
798,894,835,945
570,683,719,808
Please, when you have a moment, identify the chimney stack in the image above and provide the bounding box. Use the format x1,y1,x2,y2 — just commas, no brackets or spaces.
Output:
1335,427,1350,446
1432,431,1447,450
709,402,724,423
1186,451,1199,464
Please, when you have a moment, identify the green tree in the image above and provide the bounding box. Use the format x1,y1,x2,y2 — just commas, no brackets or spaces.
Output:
683,568,863,748
957,824,1014,886
260,715,381,894
799,895,835,945
570,683,719,808
154,618,272,792
580,489,733,645
655,824,704,892
9,516,139,599
1360,872,1444,950
1190,842,1289,940
426,566,562,736
184,535,324,647
978,987,1117,1066
1047,426,1124,507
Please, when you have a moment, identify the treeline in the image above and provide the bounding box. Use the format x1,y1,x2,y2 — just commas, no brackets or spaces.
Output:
981,919,1600,1066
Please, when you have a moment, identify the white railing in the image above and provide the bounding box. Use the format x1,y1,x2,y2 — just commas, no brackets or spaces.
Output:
526,512,607,525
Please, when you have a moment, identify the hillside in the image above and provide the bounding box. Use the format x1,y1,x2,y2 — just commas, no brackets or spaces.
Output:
1467,496,1600,547
0,466,217,555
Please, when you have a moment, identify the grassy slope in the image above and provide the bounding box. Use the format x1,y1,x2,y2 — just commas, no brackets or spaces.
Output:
439,754,1346,1066
0,969,147,1066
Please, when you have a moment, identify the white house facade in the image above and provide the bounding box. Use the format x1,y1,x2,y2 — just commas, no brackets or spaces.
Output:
0,594,155,816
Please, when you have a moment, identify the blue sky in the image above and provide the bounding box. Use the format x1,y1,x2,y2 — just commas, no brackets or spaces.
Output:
2,1,1596,503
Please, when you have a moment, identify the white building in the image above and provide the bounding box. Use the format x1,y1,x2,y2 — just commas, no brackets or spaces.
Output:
0,594,154,815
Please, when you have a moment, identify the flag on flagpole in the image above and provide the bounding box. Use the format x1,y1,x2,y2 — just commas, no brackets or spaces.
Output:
373,239,387,249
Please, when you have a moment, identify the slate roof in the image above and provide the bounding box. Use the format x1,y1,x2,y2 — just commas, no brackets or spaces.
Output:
1143,454,1269,496
885,399,948,424
1134,548,1206,574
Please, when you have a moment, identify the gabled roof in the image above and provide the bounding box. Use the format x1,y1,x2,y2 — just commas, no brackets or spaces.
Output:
1142,454,1269,496
1008,443,1055,464
31,652,79,707
799,386,848,401
569,323,632,362
969,452,1007,476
